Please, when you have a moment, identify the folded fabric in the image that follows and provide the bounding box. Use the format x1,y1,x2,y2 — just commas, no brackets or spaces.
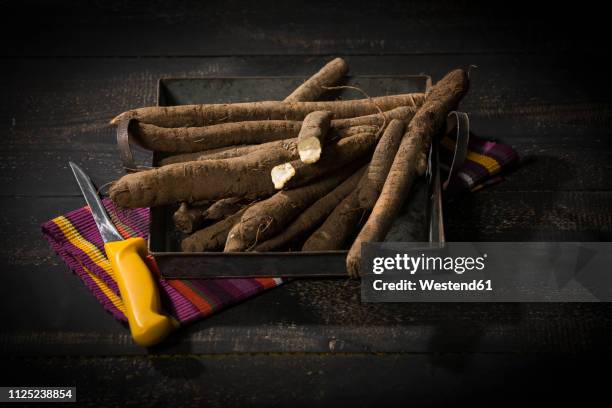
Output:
41,134,518,327
440,133,519,195
41,200,282,325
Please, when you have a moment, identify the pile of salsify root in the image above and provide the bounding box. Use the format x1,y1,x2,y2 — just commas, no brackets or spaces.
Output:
108,58,469,277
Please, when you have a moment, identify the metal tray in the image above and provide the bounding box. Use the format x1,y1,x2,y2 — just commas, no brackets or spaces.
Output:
131,75,443,278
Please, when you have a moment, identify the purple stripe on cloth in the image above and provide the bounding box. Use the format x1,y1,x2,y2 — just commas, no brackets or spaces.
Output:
186,278,267,312
192,280,246,307
157,279,203,323
221,279,267,298
108,204,149,238
212,279,269,301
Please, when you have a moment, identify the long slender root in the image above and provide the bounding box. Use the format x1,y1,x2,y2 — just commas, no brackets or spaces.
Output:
159,125,379,165
110,93,425,127
346,68,469,278
271,131,376,190
357,119,405,208
141,104,417,158
135,120,301,152
300,120,404,249
224,167,357,251
203,197,246,221
109,140,300,207
285,58,349,102
254,166,366,251
182,208,247,252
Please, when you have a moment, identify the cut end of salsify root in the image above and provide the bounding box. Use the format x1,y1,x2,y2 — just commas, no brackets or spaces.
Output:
271,163,296,189
297,137,322,164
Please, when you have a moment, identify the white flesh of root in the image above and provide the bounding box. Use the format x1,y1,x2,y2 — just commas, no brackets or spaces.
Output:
297,137,323,164
271,163,296,189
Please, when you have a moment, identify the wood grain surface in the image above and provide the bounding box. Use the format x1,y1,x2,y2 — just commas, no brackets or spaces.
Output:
1,0,611,405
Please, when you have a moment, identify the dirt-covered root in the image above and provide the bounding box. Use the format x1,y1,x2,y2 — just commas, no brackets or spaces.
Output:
224,167,356,252
135,120,302,153
224,223,250,252
414,69,469,174
203,197,246,221
345,68,470,278
159,125,379,166
357,119,405,208
284,58,349,102
173,202,210,234
110,93,426,127
345,133,422,277
295,120,404,251
301,181,366,251
181,208,247,252
109,141,300,208
271,131,375,190
254,166,366,252
149,106,416,161
333,124,380,137
297,110,333,164
332,106,417,129
159,141,287,166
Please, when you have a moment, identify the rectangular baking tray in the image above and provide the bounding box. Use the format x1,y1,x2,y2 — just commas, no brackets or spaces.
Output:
148,75,444,278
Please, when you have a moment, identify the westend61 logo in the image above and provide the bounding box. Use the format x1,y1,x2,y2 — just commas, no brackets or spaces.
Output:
371,253,488,275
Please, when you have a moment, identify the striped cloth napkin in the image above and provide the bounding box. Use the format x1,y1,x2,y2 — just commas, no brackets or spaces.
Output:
41,134,517,326
41,201,281,325
440,133,519,194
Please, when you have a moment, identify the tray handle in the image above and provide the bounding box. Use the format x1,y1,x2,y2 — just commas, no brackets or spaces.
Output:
443,111,470,190
116,119,147,173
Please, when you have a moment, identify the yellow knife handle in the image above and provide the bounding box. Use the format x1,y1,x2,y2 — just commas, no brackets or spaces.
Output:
104,237,176,347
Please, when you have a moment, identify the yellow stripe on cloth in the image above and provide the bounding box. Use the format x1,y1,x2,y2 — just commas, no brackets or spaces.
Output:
52,216,123,313
441,136,501,175
53,216,116,279
82,263,126,314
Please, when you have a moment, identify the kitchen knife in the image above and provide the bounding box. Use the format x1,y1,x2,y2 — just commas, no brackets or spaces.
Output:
69,162,176,346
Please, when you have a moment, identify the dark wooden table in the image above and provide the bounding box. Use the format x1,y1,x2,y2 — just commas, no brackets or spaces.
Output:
1,1,611,406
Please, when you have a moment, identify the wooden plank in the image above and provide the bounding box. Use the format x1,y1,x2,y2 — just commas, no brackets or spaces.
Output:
445,191,612,241
5,55,612,129
3,299,612,355
3,192,612,355
0,353,609,407
2,55,612,196
2,0,608,57
487,143,612,192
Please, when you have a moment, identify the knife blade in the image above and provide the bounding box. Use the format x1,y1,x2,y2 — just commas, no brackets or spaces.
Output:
70,162,125,243
69,162,176,346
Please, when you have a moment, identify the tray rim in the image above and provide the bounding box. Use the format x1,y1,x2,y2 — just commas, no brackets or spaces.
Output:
157,74,433,105
145,74,441,277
